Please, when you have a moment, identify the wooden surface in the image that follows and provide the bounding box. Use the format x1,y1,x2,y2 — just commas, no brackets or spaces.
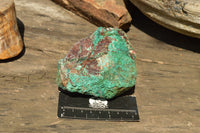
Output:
0,0,199,132
0,0,13,11
0,0,23,59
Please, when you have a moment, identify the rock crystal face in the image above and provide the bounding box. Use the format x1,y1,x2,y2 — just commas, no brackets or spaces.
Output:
56,27,136,99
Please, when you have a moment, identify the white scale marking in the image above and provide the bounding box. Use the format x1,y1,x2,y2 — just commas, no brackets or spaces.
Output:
62,106,137,113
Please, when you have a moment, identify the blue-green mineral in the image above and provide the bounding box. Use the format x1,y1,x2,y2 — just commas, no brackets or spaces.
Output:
56,27,136,99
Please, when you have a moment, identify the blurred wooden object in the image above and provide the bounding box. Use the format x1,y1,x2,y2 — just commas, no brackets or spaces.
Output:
0,0,23,60
52,0,132,31
130,0,200,38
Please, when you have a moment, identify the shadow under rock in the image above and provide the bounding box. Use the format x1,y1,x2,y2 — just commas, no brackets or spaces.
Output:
124,0,200,53
0,18,26,63
58,85,135,101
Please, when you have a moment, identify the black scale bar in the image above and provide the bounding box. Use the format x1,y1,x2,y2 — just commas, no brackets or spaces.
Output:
57,91,139,121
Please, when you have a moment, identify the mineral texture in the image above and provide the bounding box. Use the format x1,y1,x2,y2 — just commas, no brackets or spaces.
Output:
56,27,136,99
52,0,132,31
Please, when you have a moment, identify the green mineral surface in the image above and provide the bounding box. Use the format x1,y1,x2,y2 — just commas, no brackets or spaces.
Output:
56,27,136,99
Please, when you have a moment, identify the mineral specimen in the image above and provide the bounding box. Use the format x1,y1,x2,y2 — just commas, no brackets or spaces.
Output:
56,27,136,99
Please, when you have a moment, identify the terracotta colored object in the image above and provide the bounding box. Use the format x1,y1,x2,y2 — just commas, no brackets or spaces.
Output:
130,0,200,38
56,27,136,99
0,0,23,60
52,0,132,30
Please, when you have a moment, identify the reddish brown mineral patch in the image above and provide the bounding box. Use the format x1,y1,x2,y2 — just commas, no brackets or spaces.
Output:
66,37,103,75
67,38,92,60
93,37,111,56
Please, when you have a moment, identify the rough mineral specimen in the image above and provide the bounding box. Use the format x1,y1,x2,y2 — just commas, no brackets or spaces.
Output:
56,27,136,99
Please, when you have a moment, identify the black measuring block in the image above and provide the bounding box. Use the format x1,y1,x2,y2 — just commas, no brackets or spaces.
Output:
57,91,139,121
